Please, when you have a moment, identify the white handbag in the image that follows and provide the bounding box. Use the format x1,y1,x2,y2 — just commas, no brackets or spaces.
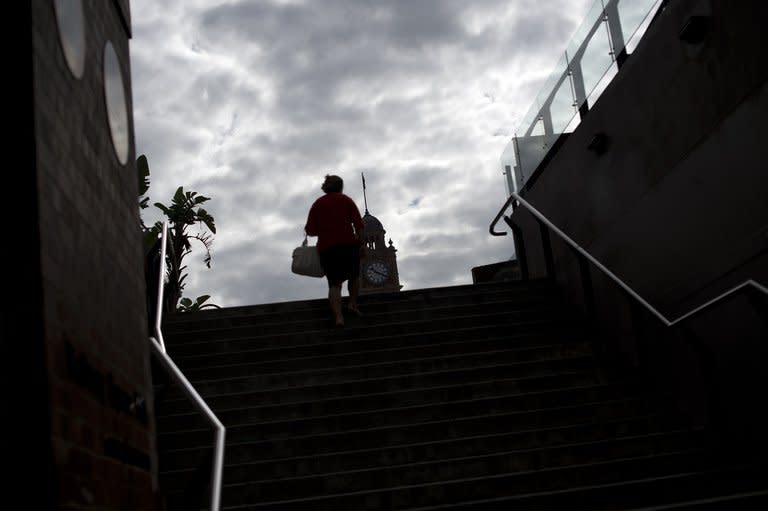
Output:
291,236,325,277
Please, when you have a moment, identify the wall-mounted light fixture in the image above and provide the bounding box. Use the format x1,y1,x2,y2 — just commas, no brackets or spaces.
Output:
679,16,710,44
587,132,609,155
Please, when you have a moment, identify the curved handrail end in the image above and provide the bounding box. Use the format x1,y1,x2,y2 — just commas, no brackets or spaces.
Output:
490,195,516,236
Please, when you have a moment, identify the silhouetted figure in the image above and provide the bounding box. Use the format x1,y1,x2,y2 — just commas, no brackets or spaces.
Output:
305,174,365,326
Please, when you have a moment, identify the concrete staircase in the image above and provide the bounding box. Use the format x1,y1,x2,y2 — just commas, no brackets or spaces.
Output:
152,279,768,510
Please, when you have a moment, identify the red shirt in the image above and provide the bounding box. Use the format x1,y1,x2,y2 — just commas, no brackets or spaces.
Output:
305,193,364,252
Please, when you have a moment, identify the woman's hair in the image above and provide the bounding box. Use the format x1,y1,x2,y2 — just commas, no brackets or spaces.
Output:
321,174,343,193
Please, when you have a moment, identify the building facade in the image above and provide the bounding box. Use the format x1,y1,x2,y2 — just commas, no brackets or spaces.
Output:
496,0,768,459
6,2,161,508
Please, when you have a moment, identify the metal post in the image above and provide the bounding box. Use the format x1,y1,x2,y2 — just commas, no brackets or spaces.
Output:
538,220,556,281
503,215,529,281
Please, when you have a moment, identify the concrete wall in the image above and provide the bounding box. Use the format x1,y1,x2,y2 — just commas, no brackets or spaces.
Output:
510,0,768,457
25,1,160,508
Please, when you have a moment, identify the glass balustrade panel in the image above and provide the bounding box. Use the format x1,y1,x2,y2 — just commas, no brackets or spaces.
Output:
569,1,615,110
497,0,665,198
547,55,579,135
617,0,663,53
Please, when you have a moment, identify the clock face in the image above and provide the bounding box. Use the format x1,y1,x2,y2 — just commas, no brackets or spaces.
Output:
364,260,390,285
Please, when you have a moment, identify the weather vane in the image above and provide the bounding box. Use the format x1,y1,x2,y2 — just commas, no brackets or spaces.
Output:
361,172,370,215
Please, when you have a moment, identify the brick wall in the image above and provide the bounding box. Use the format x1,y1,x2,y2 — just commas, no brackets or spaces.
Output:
31,1,159,508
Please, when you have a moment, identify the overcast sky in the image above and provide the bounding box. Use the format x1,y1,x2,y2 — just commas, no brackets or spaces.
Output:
129,0,595,307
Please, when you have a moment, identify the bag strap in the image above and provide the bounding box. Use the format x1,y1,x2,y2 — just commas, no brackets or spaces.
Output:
302,234,308,247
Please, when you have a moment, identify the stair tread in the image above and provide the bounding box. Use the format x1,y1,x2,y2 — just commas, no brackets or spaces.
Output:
174,341,595,381
172,351,598,388
163,294,564,334
157,383,638,433
160,415,669,473
162,280,558,324
221,450,713,508
158,385,645,435
218,429,704,487
157,372,608,420
404,463,768,510
157,369,600,411
171,332,591,369
166,312,584,350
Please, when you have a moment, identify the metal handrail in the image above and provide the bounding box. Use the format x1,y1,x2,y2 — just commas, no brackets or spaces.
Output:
490,194,516,237
149,221,225,511
500,191,768,326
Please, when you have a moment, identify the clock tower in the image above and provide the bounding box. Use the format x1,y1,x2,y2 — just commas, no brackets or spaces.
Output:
358,174,402,295
360,211,403,294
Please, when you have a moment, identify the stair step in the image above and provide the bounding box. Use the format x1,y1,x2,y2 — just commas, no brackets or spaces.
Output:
161,429,704,498
157,396,651,453
161,415,675,472
158,414,665,473
163,286,562,333
174,340,595,382
162,384,642,439
242,430,703,491
222,449,711,509
182,346,596,387
156,369,600,416
407,463,768,510
167,306,576,345
157,380,635,432
170,326,591,371
631,488,768,510
162,279,559,326
158,354,599,405
166,320,588,361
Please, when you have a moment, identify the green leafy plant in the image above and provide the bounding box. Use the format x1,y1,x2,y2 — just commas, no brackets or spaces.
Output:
177,295,220,312
150,186,218,313
138,154,220,313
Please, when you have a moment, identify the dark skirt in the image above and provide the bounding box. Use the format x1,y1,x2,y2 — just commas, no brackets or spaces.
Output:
319,244,360,286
